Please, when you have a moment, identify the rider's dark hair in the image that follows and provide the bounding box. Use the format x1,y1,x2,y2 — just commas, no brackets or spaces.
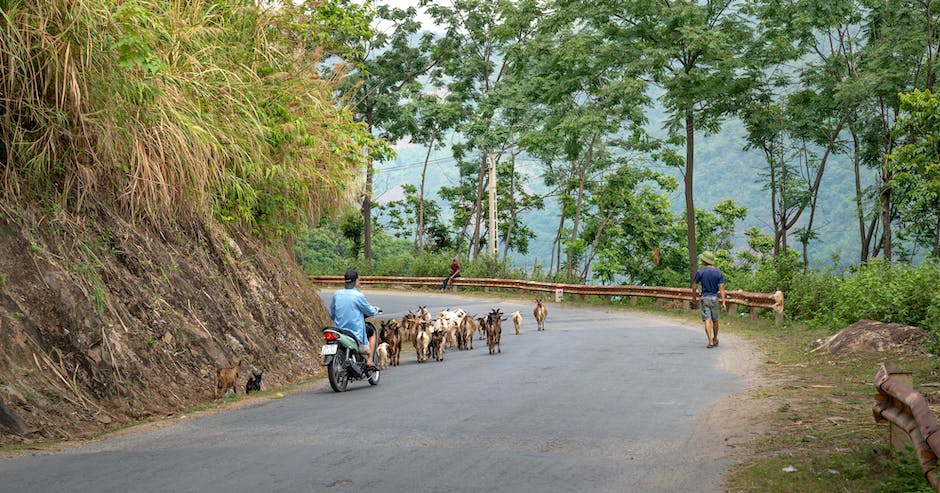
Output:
344,269,359,288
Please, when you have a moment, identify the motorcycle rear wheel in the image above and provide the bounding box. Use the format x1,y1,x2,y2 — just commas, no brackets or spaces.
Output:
367,367,380,385
327,347,349,392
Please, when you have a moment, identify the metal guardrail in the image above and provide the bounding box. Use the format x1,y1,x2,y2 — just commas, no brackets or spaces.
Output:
873,363,940,492
311,275,785,325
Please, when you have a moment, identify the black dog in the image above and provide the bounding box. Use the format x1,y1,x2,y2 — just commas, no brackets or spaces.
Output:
245,370,263,394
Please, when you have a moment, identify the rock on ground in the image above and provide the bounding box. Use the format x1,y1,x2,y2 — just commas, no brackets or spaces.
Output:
808,320,931,356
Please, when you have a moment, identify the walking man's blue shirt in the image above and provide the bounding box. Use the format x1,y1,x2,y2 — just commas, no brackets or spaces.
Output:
693,266,725,297
329,288,380,345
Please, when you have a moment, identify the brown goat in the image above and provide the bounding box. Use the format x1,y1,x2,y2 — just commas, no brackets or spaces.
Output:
400,312,418,344
486,309,504,354
382,320,402,367
214,360,241,399
511,311,522,335
458,315,476,350
534,299,547,331
476,316,488,340
417,305,431,324
430,330,446,362
414,321,431,363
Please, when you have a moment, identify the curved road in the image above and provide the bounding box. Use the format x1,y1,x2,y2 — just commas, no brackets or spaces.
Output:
0,290,749,493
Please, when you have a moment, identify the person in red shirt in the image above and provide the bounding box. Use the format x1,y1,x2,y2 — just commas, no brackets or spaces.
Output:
440,258,461,292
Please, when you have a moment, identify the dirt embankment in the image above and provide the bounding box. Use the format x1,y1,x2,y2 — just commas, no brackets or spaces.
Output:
0,207,328,445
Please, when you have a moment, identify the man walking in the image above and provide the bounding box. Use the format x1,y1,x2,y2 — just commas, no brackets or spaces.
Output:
692,251,727,348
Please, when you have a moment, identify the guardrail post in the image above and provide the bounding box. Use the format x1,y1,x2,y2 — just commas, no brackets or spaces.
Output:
630,296,637,306
749,306,758,321
873,363,940,491
728,303,738,316
884,363,915,453
774,291,785,328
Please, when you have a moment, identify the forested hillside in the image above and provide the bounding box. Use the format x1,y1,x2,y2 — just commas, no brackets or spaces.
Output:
307,0,938,293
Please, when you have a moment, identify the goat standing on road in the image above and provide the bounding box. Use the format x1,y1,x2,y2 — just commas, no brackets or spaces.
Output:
534,299,547,332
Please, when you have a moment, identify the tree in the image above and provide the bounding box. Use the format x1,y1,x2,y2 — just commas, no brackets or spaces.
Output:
333,4,436,266
423,0,543,259
510,6,651,278
889,90,940,255
579,164,678,284
573,0,758,284
404,91,464,252
741,89,845,266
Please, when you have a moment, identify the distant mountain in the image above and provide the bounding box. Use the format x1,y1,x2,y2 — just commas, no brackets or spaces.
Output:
374,118,872,271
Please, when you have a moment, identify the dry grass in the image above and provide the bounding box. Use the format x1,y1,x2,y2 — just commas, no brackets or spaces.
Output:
0,0,379,231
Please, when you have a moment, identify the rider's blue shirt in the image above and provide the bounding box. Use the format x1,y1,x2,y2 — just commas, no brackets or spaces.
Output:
329,288,380,345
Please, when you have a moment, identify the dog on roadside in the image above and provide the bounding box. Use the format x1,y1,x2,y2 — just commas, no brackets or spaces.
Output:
245,369,263,394
214,360,241,399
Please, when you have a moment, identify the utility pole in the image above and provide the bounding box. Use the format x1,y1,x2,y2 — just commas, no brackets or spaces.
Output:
488,152,498,257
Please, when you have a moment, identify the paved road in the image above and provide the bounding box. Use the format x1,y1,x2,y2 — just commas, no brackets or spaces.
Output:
0,291,744,493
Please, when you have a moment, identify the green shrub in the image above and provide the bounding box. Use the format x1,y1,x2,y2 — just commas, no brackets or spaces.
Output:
878,447,934,493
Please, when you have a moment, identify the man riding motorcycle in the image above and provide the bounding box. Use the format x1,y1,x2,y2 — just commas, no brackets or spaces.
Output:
329,269,381,369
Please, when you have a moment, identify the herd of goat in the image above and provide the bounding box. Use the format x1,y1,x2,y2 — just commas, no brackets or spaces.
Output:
374,299,549,369
212,299,549,398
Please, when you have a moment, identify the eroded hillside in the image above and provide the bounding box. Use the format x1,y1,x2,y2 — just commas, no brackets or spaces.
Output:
0,207,328,445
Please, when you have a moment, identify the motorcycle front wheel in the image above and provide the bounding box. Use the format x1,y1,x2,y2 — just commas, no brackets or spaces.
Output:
327,347,349,392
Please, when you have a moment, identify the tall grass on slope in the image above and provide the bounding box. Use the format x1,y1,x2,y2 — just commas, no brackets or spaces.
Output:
0,0,381,231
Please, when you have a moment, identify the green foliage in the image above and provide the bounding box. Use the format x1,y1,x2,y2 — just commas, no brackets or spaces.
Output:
877,447,935,493
458,254,523,280
0,0,380,235
889,90,940,256
735,254,940,336
834,261,940,328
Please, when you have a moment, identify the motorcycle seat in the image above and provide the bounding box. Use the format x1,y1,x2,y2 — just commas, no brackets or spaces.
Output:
326,326,359,341
326,327,370,354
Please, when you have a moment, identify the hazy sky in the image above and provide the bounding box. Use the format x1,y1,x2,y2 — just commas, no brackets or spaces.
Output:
373,0,443,32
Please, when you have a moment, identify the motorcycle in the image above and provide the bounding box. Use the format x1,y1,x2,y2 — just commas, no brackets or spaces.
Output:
321,320,380,392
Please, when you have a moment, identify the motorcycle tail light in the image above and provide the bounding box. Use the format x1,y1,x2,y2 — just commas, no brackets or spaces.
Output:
324,331,337,341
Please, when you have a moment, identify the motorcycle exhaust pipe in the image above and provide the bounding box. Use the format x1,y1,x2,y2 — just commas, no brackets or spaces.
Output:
346,358,363,377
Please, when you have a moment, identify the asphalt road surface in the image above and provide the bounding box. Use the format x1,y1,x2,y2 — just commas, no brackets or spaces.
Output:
0,290,747,493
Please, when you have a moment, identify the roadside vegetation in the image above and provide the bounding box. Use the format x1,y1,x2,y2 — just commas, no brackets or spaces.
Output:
1,1,939,490
717,314,938,492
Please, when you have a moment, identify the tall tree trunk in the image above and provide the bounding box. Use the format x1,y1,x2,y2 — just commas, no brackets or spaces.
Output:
579,214,612,282
852,129,869,262
469,152,488,260
933,208,940,257
566,134,597,277
565,168,586,277
363,110,375,266
799,121,843,270
549,210,566,277
880,165,893,262
865,215,879,260
501,154,517,261
766,143,782,256
684,110,697,284
415,133,435,253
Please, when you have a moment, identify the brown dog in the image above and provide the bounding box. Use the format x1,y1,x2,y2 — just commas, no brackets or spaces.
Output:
214,360,241,399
